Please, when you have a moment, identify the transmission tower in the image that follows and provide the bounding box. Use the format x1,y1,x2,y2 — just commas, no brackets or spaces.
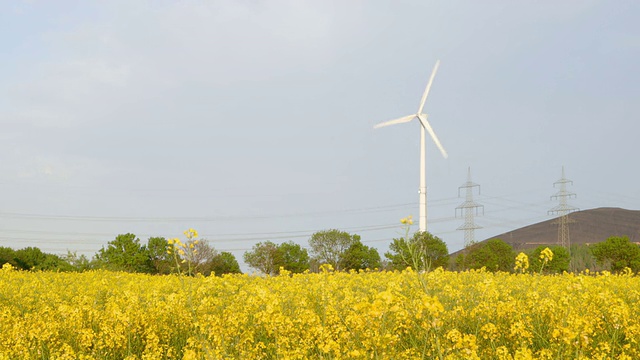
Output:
456,167,484,247
548,166,579,248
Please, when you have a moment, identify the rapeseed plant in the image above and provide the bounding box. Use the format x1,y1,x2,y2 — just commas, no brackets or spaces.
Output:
514,252,530,273
539,247,553,273
2,237,640,359
167,233,199,276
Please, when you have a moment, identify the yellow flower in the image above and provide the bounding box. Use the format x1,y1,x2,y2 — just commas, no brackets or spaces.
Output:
319,263,334,273
184,228,198,239
514,252,529,272
540,247,553,263
6,250,640,359
480,323,498,341
400,215,413,225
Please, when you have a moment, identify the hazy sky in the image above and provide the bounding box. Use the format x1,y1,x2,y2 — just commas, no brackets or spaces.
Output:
1,1,638,269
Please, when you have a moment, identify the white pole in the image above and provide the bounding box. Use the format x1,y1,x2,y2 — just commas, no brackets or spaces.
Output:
419,124,427,232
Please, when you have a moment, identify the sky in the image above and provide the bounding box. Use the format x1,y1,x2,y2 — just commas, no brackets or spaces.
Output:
1,0,639,270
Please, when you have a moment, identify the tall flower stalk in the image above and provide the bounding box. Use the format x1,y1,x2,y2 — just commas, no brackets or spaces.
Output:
167,228,199,276
539,247,553,273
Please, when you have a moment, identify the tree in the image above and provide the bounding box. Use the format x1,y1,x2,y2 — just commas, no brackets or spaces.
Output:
40,253,75,272
277,241,310,274
244,241,281,275
190,240,218,275
244,241,310,275
0,247,17,268
13,247,47,270
147,237,172,274
209,252,242,276
339,240,381,271
96,233,154,273
591,236,640,273
12,247,74,272
529,246,570,273
568,244,601,272
457,239,514,272
385,231,449,271
63,251,93,272
308,230,360,271
188,240,237,276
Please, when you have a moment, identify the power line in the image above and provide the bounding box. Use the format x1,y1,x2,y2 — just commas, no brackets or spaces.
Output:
480,198,550,215
0,223,399,239
482,214,549,231
0,214,461,250
2,187,632,258
0,202,417,223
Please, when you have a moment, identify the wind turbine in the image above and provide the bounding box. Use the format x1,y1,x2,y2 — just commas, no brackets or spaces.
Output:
374,60,448,232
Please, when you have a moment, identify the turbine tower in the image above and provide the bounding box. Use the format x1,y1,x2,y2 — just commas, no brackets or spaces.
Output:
373,60,448,232
455,167,484,247
548,166,578,248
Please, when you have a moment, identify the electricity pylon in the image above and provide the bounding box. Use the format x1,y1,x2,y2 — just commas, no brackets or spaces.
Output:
548,166,578,248
456,167,484,247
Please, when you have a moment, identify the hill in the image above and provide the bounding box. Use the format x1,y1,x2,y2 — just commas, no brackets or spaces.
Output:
480,207,640,251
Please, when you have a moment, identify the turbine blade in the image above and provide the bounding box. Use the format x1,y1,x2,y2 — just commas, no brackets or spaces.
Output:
418,114,448,158
417,60,440,115
373,115,415,129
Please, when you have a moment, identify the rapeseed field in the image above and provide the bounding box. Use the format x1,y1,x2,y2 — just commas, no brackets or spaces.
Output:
1,263,638,359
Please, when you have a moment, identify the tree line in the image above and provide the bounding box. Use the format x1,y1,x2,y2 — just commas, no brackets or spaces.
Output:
1,228,638,275
452,235,640,274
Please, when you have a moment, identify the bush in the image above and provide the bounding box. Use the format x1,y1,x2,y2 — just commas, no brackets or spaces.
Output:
457,238,514,272
591,236,640,273
385,231,449,271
